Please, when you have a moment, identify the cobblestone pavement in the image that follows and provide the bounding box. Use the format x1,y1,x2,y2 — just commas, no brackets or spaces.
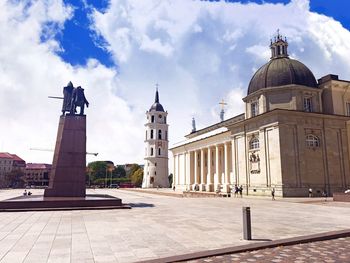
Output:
187,237,350,263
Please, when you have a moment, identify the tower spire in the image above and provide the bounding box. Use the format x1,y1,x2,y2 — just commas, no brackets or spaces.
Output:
155,83,159,103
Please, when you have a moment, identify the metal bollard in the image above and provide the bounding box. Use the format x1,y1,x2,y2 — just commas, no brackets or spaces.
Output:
243,207,252,240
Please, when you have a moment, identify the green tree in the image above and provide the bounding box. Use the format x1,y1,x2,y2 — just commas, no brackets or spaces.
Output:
131,168,143,187
2,169,25,188
113,165,126,178
127,164,140,179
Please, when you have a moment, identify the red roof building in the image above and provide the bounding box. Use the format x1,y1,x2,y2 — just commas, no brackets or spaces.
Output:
0,152,26,176
24,163,52,187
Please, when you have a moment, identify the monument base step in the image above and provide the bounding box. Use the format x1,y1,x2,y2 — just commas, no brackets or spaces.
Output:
0,194,130,212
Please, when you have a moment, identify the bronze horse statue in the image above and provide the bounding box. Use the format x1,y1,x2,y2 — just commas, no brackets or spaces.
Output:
70,86,89,115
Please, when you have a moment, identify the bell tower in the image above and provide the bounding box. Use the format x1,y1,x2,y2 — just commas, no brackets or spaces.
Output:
142,86,169,188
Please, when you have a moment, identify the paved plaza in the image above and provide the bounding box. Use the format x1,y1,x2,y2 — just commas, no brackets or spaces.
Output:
188,236,350,263
0,189,349,262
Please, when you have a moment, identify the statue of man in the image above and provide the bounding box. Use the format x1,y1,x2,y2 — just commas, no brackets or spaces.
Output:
70,86,89,115
62,81,74,115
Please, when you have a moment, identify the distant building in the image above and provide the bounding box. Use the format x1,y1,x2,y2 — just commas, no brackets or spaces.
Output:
0,153,26,177
143,88,169,188
24,163,52,187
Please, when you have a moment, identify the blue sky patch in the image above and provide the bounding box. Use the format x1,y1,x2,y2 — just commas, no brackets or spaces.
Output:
55,0,113,67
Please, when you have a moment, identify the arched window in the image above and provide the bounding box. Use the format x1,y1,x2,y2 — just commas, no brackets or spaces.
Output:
150,130,154,139
158,130,162,140
251,102,259,117
150,147,154,156
306,134,320,147
249,137,259,150
164,116,167,124
151,115,155,123
158,148,161,156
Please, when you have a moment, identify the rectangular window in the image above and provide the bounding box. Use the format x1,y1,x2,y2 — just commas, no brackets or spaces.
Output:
251,102,259,117
304,98,312,112
346,102,350,116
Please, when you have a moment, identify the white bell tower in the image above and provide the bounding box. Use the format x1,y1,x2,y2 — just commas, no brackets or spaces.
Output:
142,86,169,188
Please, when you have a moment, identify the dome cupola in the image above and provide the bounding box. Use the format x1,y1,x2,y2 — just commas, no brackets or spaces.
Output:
247,31,318,95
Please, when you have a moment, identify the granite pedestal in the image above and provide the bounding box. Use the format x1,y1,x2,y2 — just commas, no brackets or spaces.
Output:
0,115,127,211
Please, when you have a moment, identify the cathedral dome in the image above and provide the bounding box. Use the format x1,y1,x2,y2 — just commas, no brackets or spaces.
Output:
247,33,318,95
150,102,164,112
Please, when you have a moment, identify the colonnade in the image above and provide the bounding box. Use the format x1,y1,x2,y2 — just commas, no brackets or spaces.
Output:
173,141,234,193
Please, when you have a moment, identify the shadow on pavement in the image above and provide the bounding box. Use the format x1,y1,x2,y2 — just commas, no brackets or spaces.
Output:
128,203,155,208
251,238,272,241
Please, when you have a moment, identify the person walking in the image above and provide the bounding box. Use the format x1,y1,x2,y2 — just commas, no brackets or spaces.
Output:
239,185,243,198
308,188,313,198
234,184,239,197
271,188,275,200
322,189,328,202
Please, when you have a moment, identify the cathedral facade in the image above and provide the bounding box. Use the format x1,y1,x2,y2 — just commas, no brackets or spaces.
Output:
170,34,350,197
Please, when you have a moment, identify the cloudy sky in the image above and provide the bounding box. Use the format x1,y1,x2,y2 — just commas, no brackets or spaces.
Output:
1,0,350,165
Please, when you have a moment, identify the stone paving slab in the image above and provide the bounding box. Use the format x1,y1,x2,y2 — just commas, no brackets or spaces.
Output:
0,189,348,262
186,236,350,263
138,229,350,263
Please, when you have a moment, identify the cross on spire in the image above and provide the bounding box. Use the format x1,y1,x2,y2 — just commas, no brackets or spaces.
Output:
219,99,227,110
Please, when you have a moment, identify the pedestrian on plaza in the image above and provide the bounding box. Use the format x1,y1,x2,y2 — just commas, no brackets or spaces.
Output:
173,186,175,191
322,189,328,202
23,189,27,196
239,185,243,198
271,188,275,200
234,184,239,197
308,188,313,198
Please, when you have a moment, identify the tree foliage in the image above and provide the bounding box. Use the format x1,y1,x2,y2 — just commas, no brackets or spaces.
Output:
0,169,25,188
126,163,140,179
87,161,107,181
113,165,126,178
130,167,143,187
86,161,129,186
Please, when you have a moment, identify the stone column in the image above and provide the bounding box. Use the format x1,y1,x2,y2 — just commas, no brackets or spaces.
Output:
231,139,237,186
173,154,177,188
200,149,206,191
185,152,190,191
193,150,198,190
206,147,214,192
222,142,230,193
214,144,220,191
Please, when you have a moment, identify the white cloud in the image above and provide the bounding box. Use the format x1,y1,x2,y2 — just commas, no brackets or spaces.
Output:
1,0,350,166
91,0,350,147
0,1,143,164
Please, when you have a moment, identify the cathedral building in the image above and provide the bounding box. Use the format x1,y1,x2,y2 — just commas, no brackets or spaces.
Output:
142,89,169,188
170,33,350,197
